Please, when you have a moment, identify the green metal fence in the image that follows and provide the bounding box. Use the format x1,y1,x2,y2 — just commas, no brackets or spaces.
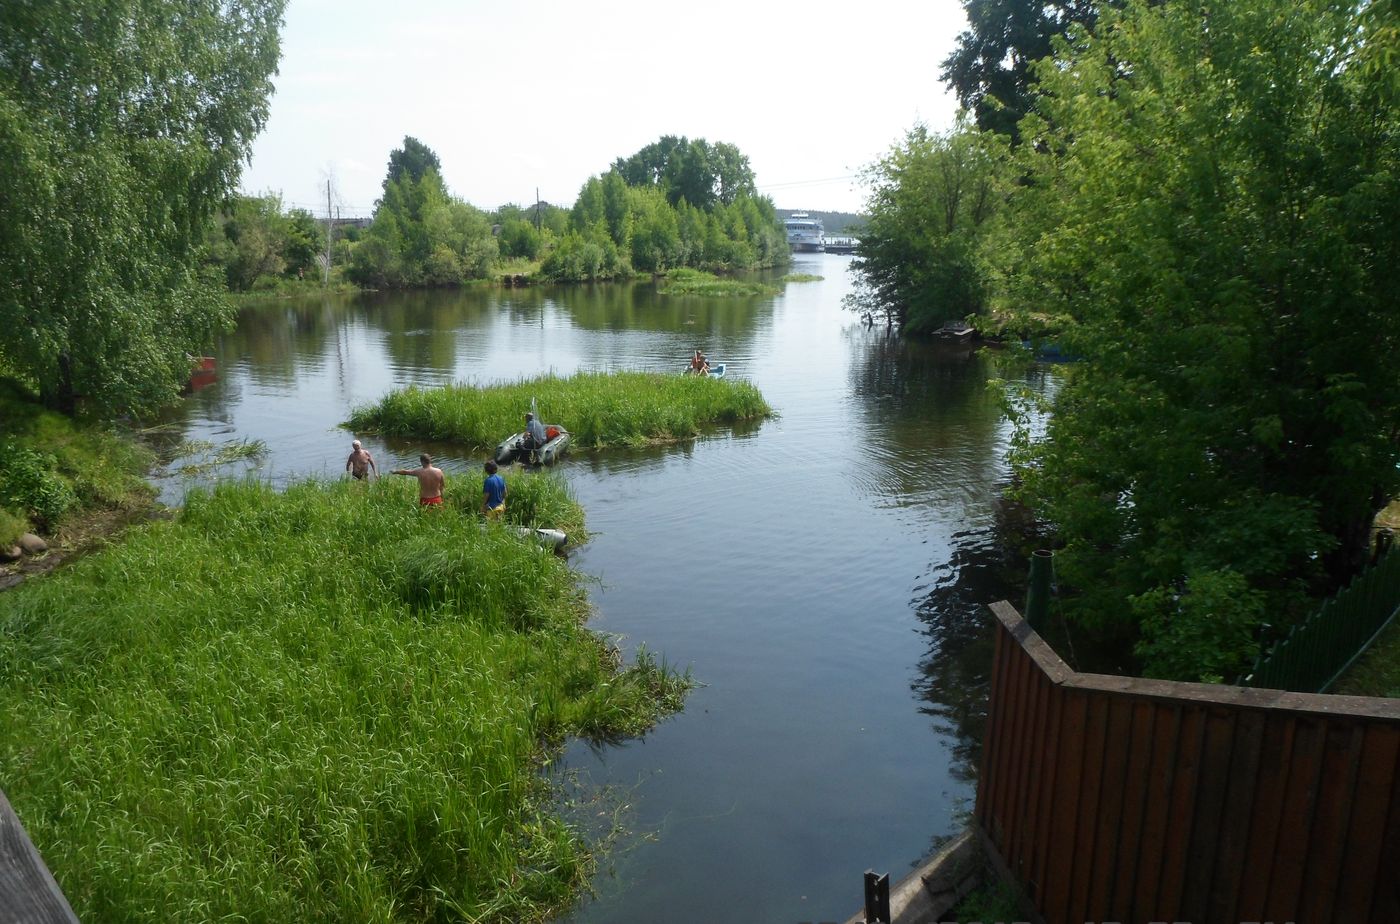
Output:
1244,549,1400,693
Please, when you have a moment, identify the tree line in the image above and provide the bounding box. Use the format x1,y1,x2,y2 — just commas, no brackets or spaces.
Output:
205,133,790,289
856,0,1400,682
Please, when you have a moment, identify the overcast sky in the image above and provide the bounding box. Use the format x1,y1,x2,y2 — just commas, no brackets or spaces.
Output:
238,0,968,218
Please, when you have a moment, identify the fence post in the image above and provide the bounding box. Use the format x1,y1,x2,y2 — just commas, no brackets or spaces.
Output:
1026,549,1053,633
863,869,890,923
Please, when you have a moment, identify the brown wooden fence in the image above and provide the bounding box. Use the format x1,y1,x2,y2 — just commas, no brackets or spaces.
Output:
975,600,1400,924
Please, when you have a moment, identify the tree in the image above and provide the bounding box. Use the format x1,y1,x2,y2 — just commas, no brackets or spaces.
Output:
848,122,1003,333
0,0,286,415
382,136,442,196
1000,0,1400,679
941,0,1103,138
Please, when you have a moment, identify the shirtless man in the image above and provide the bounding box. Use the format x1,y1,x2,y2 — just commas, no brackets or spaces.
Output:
346,439,377,480
392,453,445,506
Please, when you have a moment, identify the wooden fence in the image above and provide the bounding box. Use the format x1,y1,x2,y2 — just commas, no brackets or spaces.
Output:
1245,547,1400,693
976,600,1400,924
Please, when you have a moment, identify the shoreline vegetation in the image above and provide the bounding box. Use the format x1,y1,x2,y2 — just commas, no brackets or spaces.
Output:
346,370,773,450
0,477,690,921
657,268,780,298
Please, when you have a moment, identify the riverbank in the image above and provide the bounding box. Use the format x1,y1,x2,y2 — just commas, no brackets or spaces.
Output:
0,381,155,563
0,477,689,921
346,370,772,450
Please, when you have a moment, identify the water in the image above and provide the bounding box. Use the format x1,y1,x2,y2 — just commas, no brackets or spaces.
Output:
157,254,1047,922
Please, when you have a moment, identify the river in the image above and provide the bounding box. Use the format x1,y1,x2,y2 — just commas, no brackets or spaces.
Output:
155,252,1050,923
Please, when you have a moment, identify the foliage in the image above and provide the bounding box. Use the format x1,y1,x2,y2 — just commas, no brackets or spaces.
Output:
204,193,325,292
348,141,499,288
1000,0,1400,677
659,269,779,298
848,122,1004,333
543,138,788,281
346,370,773,450
1131,569,1264,682
0,380,155,533
942,0,1107,139
611,135,756,209
0,0,285,416
382,135,441,193
0,443,76,530
0,478,690,921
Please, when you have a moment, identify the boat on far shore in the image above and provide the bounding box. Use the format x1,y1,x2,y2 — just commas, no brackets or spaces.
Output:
784,213,824,253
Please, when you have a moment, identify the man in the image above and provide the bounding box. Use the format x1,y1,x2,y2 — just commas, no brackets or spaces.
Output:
522,412,547,451
482,459,507,519
346,439,377,480
392,453,445,506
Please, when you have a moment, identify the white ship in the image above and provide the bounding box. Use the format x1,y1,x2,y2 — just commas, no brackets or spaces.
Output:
784,213,824,253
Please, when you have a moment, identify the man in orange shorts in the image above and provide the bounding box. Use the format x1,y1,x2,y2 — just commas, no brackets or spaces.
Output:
392,453,445,506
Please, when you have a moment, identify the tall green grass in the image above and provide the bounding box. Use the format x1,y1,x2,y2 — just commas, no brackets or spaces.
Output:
0,478,687,922
347,370,772,450
658,267,779,297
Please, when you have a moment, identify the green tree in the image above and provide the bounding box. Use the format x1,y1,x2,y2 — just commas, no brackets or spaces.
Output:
0,0,286,415
382,136,442,196
849,122,1002,333
1001,0,1400,679
350,157,497,288
942,0,1103,139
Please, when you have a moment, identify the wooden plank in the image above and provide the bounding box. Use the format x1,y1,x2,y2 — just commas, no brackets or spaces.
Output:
0,788,80,924
1067,692,1110,920
1028,673,1065,905
1234,713,1297,919
1003,634,1037,876
1012,667,1052,886
1107,699,1156,921
1334,724,1400,920
1205,706,1265,922
1178,706,1238,922
976,620,1013,841
1085,695,1133,920
1370,754,1400,922
1263,715,1327,922
1041,689,1088,923
1298,721,1365,923
1131,703,1183,921
1154,705,1207,918
990,633,1031,854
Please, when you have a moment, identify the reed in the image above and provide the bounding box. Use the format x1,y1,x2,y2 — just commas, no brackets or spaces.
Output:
346,370,772,450
0,477,689,922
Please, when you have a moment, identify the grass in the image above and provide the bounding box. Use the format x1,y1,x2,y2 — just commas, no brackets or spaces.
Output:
780,273,823,283
0,477,690,922
1332,617,1400,698
0,379,155,542
657,268,779,298
346,370,772,451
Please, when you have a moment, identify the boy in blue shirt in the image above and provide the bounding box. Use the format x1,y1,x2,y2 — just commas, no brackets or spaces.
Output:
482,460,507,519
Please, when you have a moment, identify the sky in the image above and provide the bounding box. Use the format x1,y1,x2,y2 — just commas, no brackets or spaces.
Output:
238,0,968,219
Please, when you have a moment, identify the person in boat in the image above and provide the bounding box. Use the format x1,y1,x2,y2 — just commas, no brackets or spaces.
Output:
521,412,548,452
392,453,445,506
345,439,377,480
482,459,507,519
690,349,710,375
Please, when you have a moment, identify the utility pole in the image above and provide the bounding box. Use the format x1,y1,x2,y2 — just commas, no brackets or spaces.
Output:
323,179,333,286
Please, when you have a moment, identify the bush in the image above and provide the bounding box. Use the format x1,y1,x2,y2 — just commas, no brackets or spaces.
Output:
0,443,76,529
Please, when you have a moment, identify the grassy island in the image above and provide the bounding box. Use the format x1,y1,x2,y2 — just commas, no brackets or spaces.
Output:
346,370,772,450
657,268,779,298
0,478,688,921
